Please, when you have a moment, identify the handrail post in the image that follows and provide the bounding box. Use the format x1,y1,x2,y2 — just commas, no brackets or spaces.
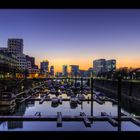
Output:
118,76,122,132
81,77,83,93
91,77,93,116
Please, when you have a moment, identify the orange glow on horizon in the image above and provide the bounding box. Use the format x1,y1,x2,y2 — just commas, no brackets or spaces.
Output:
35,58,140,73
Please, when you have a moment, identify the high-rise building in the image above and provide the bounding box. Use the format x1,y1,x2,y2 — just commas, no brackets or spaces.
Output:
62,65,68,77
70,65,79,77
93,59,106,75
0,50,18,78
26,55,35,67
16,53,27,71
25,55,39,76
26,60,32,73
26,55,39,78
31,65,39,75
93,59,116,75
0,39,39,78
8,39,23,54
40,60,49,71
7,39,28,73
26,55,33,73
50,66,54,77
40,60,49,77
106,59,116,72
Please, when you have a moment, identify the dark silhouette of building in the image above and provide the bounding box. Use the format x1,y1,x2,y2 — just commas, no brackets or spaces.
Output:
40,60,49,77
8,38,23,54
0,50,18,78
62,65,68,77
50,66,54,77
93,59,116,76
70,65,79,77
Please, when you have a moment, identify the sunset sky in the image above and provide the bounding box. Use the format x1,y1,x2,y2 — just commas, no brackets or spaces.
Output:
0,9,140,72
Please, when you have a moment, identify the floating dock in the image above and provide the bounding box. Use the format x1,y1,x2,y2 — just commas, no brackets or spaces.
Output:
101,112,118,127
39,95,46,104
80,112,91,127
94,98,104,105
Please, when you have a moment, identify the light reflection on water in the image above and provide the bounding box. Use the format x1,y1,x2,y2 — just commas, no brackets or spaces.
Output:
21,100,117,116
0,92,140,131
0,99,119,131
121,122,140,131
0,121,117,131
1,120,140,131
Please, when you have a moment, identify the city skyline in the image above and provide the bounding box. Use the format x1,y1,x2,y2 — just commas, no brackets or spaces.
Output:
0,9,140,72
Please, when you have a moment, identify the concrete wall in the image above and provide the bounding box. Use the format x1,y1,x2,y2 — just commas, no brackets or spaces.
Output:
93,79,140,99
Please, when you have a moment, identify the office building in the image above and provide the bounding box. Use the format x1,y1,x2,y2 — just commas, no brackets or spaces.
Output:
7,38,23,54
93,59,106,75
16,53,27,71
26,55,35,67
40,60,49,77
70,65,79,77
93,59,116,75
62,65,68,77
106,59,116,72
0,50,18,78
50,66,54,77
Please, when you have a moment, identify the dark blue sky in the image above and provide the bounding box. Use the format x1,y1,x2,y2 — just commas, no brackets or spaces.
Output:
0,9,140,71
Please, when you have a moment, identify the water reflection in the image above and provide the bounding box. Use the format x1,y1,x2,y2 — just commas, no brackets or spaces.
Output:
0,112,135,131
70,102,78,109
0,98,140,131
11,100,117,117
121,96,140,116
0,106,15,115
1,90,140,131
0,121,117,131
8,121,23,130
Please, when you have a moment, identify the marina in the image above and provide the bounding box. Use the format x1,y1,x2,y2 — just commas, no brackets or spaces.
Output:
0,10,140,139
0,78,140,131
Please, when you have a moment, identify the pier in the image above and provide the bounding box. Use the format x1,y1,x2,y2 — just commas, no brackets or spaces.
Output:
94,98,104,105
80,112,91,127
101,112,118,127
39,95,47,104
0,114,140,124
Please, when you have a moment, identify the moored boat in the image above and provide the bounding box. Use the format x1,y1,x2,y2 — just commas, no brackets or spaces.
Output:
0,92,16,107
